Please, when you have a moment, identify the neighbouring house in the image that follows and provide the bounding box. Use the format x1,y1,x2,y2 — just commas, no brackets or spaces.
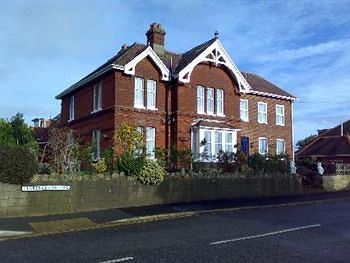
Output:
32,115,60,162
55,23,296,162
296,120,350,164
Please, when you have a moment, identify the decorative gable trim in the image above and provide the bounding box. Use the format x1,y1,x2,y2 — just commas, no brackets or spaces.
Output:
124,46,170,81
178,39,251,93
250,90,296,101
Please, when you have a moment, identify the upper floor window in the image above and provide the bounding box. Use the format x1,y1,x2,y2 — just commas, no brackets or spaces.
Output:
147,80,157,109
206,88,214,114
197,86,205,113
69,96,75,121
134,77,144,108
216,89,224,116
276,139,285,155
240,99,249,122
146,127,155,158
258,102,267,124
276,105,285,126
92,129,101,160
93,82,102,112
258,137,268,155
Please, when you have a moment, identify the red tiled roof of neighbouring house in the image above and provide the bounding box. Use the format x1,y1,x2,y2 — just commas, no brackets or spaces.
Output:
297,136,350,157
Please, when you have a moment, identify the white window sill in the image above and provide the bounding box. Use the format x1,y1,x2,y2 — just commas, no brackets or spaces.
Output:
91,109,102,114
146,107,158,111
241,118,249,122
134,105,146,109
258,121,268,124
216,113,225,118
276,123,285,126
197,111,206,115
68,119,74,123
207,112,215,116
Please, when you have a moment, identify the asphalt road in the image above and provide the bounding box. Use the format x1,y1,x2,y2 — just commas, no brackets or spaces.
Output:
1,199,350,262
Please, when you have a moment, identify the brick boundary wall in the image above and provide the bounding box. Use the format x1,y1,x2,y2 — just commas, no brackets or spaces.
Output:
0,177,301,218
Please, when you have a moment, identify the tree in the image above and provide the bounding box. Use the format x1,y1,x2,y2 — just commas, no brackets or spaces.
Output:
0,113,38,153
114,123,144,155
0,119,15,146
296,134,317,151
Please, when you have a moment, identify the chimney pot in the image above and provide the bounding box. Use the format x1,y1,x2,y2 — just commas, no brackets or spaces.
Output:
121,44,128,51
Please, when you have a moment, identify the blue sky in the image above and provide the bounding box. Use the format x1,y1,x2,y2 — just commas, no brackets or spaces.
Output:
1,0,349,144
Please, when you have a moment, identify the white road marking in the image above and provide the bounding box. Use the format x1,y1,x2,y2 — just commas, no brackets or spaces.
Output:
0,231,32,237
99,256,134,263
210,224,321,245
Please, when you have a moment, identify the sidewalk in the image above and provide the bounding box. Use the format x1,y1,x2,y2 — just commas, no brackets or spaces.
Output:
1,190,350,239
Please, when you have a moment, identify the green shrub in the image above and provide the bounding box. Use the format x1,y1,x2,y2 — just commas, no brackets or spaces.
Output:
38,163,52,175
91,158,108,174
117,152,145,176
0,145,38,184
137,159,165,185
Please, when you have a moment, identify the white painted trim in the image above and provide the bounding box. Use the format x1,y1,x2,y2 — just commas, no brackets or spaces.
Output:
258,137,268,155
275,104,285,126
240,99,249,122
276,138,286,155
178,39,252,93
250,90,296,101
124,46,170,81
257,102,268,124
291,101,295,161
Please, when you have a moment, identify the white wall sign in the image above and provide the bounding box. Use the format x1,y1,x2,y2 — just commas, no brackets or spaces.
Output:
21,185,70,192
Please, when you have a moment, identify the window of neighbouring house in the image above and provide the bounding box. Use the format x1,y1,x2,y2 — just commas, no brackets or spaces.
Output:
147,80,157,109
69,96,75,121
276,139,285,155
92,129,101,160
276,105,285,126
93,82,102,112
146,127,155,158
216,89,224,116
134,77,144,108
197,86,205,113
258,102,267,124
240,99,249,122
206,88,214,114
258,137,268,155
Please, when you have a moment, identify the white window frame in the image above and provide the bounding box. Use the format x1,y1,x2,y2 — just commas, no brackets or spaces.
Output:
92,129,101,160
276,139,285,155
147,79,157,110
195,128,237,162
93,82,103,112
197,86,205,114
69,96,75,121
134,77,145,108
240,99,249,122
146,127,155,159
216,89,224,116
225,132,234,153
276,104,285,126
258,102,267,124
258,137,268,155
206,88,214,115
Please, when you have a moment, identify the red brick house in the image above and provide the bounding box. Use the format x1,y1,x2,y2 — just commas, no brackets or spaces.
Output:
56,23,296,161
296,120,350,164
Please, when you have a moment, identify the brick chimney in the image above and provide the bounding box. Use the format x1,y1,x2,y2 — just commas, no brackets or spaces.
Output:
146,23,166,55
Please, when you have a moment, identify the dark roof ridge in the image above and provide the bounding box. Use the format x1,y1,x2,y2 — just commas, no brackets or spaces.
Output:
320,119,350,137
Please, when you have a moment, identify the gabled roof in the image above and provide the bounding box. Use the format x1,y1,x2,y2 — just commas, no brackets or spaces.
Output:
319,120,350,137
56,36,295,101
297,136,350,157
174,38,217,74
242,72,295,99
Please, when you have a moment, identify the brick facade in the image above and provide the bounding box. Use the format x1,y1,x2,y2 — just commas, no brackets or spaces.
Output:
57,23,295,160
